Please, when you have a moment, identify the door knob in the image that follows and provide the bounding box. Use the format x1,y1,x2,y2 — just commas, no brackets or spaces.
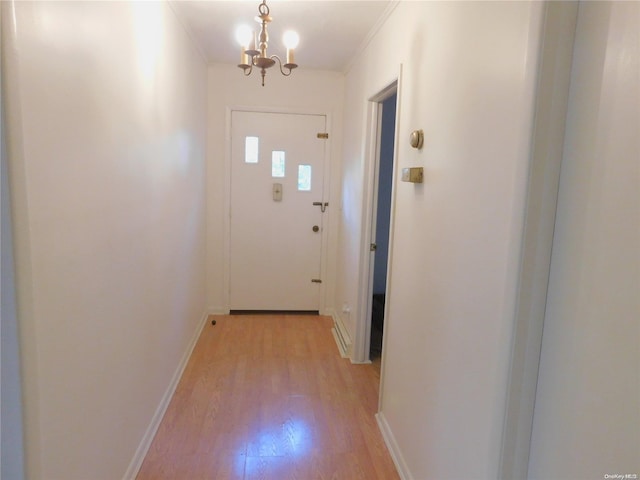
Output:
312,225,320,232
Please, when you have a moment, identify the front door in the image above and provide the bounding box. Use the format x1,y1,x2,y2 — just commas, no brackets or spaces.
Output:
229,110,327,311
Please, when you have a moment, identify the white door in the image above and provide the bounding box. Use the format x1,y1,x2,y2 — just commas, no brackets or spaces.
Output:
229,111,327,311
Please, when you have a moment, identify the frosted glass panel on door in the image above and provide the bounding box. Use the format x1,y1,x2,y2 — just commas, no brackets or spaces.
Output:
298,165,312,191
245,136,259,163
272,151,286,177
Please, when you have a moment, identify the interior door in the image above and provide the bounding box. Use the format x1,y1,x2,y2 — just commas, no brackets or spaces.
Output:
229,110,327,311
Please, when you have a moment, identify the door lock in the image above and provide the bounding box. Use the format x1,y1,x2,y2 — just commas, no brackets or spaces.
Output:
312,225,320,233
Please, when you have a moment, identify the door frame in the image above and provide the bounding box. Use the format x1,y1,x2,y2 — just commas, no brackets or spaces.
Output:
353,67,402,365
223,106,333,314
498,3,578,477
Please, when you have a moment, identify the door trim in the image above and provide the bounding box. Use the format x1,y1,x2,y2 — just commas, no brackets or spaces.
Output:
498,3,578,477
223,106,333,314
353,66,403,367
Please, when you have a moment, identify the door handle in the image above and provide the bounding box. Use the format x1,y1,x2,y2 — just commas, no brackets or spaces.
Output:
312,225,320,233
312,202,329,213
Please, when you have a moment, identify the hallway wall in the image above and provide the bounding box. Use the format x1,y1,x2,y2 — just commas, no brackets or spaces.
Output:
1,3,26,477
2,2,207,478
337,1,546,477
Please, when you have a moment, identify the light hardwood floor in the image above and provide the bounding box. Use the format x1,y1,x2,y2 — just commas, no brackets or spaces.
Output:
136,314,400,480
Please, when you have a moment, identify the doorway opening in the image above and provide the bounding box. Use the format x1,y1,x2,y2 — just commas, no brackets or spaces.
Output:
369,93,397,361
352,76,400,366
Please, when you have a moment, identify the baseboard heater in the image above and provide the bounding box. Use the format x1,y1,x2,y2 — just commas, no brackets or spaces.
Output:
331,315,351,358
229,310,319,315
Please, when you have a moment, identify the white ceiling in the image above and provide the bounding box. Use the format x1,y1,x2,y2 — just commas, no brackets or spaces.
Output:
169,0,394,72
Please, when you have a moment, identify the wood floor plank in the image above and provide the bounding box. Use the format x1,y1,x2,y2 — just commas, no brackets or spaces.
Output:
136,315,399,480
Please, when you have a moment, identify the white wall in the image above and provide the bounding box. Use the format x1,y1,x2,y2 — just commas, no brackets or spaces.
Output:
1,3,26,477
528,2,640,478
206,64,344,315
1,78,26,480
337,1,547,478
3,1,207,478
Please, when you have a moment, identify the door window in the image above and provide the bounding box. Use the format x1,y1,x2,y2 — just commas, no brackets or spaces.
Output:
272,151,286,177
297,165,312,191
245,136,259,163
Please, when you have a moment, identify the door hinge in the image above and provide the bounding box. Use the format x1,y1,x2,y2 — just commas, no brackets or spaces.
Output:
317,133,329,139
311,278,323,283
370,243,377,252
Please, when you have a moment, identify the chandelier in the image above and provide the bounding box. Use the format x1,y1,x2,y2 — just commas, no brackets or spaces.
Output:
236,0,299,86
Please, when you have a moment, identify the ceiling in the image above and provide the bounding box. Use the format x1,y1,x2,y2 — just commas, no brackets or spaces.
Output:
169,1,395,72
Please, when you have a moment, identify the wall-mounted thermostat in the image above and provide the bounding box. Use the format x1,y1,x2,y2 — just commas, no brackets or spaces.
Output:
409,129,424,149
401,167,424,183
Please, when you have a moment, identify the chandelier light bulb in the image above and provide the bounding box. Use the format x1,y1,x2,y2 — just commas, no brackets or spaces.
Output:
235,25,253,48
283,30,299,49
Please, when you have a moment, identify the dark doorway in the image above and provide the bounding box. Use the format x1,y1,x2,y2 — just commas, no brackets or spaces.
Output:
370,93,396,359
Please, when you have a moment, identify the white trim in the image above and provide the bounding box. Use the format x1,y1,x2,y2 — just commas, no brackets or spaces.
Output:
166,1,208,64
353,99,380,363
498,3,577,479
322,305,336,319
377,66,403,410
330,311,352,359
222,107,232,313
318,113,333,316
343,0,400,75
376,412,412,480
123,311,210,480
208,307,229,316
353,68,402,364
224,107,333,313
226,105,333,117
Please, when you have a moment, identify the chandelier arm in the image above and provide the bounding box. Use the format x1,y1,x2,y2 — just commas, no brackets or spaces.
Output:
237,1,297,85
270,55,293,76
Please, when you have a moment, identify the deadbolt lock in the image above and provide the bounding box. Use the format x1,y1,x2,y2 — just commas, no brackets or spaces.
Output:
312,225,320,232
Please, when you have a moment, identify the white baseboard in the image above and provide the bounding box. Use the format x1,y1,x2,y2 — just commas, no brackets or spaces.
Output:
376,411,412,480
322,306,335,318
208,306,229,315
122,310,209,480
330,311,352,358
